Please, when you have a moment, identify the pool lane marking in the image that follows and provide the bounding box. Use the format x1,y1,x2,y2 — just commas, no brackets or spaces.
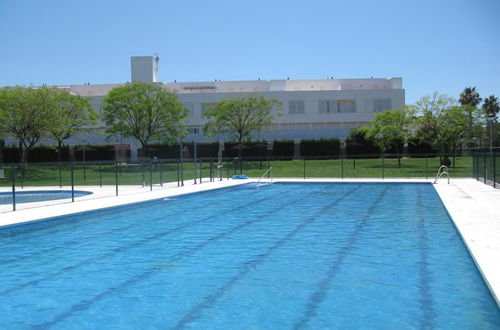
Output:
0,187,289,297
0,186,267,265
293,185,389,330
170,185,363,329
415,187,436,329
29,184,338,329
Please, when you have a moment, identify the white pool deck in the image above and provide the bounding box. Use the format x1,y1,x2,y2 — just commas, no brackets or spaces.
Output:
0,178,499,307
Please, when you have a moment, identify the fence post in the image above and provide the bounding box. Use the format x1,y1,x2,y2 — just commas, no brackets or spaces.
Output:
180,145,184,187
160,162,163,187
341,157,344,179
353,158,356,170
210,159,213,182
149,160,153,191
494,153,496,189
141,164,145,188
425,155,428,179
475,153,478,181
484,151,487,184
177,161,180,187
199,161,203,183
303,158,306,180
99,164,102,188
59,164,62,188
115,162,119,196
71,163,75,202
11,166,16,212
21,165,24,189
194,142,197,184
381,157,385,179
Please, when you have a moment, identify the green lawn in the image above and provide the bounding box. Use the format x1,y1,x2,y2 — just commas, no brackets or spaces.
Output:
241,157,472,179
0,156,472,187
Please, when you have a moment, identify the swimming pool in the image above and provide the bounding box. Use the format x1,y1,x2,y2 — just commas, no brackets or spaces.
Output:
0,183,498,328
0,190,92,205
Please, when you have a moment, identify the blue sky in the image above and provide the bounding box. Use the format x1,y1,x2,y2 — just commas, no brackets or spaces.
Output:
0,0,498,104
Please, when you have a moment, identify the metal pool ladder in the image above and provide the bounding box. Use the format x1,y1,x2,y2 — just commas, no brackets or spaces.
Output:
433,165,450,184
256,167,273,186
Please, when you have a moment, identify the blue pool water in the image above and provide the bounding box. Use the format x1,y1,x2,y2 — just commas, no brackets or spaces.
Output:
0,190,92,205
0,183,498,329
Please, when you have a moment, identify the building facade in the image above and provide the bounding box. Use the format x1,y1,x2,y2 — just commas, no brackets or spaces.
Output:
4,56,405,158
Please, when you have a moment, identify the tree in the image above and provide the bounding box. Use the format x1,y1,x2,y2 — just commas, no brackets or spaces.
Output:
459,87,483,147
0,86,56,164
483,95,500,152
415,92,477,166
348,126,379,154
367,106,416,166
50,91,97,162
459,87,482,107
483,95,500,119
203,94,282,162
415,92,456,157
101,81,188,158
440,106,470,165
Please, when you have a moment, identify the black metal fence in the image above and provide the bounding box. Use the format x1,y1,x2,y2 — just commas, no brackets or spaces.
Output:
0,153,474,212
472,150,500,189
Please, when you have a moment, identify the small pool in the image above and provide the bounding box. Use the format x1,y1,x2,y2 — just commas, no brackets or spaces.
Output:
0,190,92,205
0,183,499,328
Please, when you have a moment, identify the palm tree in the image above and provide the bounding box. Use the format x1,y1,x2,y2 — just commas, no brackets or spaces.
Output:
482,95,500,157
483,95,500,119
459,87,482,106
459,87,483,148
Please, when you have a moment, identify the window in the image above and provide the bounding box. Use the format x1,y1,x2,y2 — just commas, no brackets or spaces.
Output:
289,100,305,114
373,99,392,112
187,127,200,134
337,100,356,113
319,100,335,113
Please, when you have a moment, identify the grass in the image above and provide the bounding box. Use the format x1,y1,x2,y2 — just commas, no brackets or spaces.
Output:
0,156,473,187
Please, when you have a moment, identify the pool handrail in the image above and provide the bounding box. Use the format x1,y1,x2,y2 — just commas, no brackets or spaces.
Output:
433,165,450,184
256,167,273,185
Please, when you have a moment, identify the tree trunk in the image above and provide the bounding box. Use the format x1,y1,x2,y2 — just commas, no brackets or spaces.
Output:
395,143,401,167
18,141,23,163
57,140,63,163
143,142,149,161
21,147,28,165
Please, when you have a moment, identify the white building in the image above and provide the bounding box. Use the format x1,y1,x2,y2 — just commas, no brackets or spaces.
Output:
5,56,405,157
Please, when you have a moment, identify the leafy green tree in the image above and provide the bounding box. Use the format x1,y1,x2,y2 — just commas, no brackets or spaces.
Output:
348,126,377,153
203,94,282,161
415,92,456,155
415,92,476,166
50,91,97,162
0,86,56,164
367,106,416,165
440,106,470,165
102,81,188,158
